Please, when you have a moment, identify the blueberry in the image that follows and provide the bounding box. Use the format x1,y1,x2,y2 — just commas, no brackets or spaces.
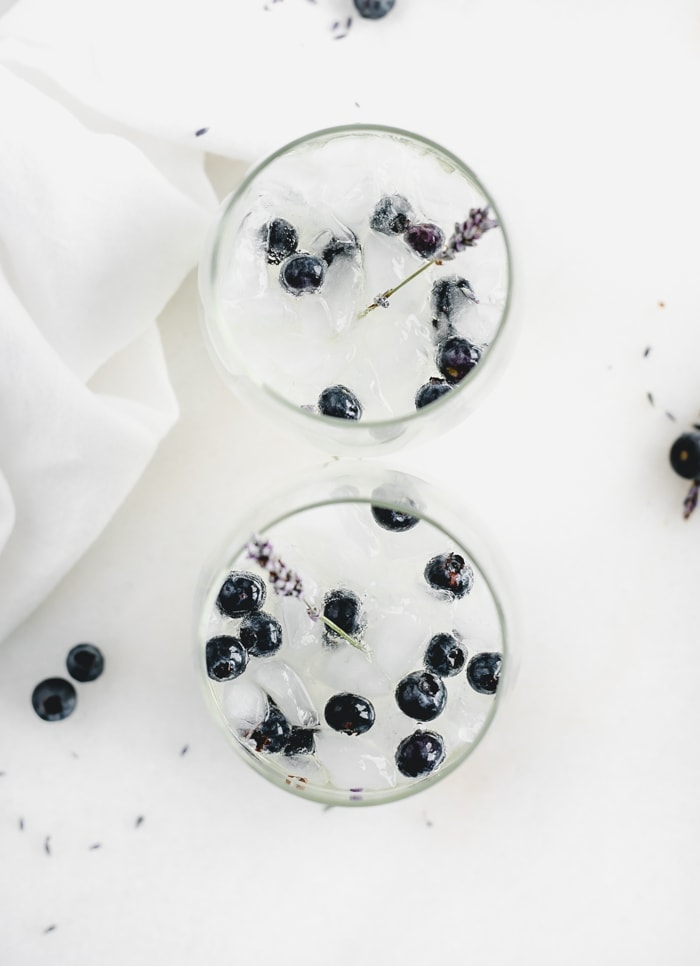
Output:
370,502,419,532
670,432,700,479
369,194,414,235
323,588,365,642
415,377,453,409
431,276,477,327
353,0,396,18
424,633,466,677
66,643,104,682
216,571,266,619
395,670,447,721
263,218,298,265
404,223,445,259
424,552,474,599
279,253,326,295
321,232,360,266
205,635,249,681
436,336,482,384
249,699,291,753
324,692,375,735
466,652,502,695
395,730,446,778
239,612,283,657
317,385,362,420
284,726,317,755
31,678,77,722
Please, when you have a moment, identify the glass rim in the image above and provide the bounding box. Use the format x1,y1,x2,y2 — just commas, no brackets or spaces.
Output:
199,122,514,433
196,460,511,807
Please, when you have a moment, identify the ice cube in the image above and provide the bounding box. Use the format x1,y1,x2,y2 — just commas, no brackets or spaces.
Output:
368,609,426,681
220,678,267,733
310,643,390,697
314,733,397,791
252,660,320,728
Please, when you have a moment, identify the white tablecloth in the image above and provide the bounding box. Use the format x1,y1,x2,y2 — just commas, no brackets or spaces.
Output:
0,1,698,963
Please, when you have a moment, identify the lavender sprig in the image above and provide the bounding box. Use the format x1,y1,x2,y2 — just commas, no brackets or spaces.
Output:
358,206,498,318
245,535,366,651
683,480,699,519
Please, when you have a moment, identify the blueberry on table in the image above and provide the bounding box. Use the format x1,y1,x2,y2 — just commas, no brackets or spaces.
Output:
415,377,453,410
324,692,375,735
436,336,482,384
31,678,77,721
404,222,445,259
369,194,414,235
66,643,104,682
323,588,364,641
353,0,396,18
239,612,283,657
370,502,419,532
205,635,248,681
284,727,317,756
317,384,362,420
424,633,466,677
670,432,700,479
249,699,292,753
466,652,502,695
395,670,447,721
279,253,326,295
395,730,446,778
424,552,474,599
263,218,298,265
216,571,266,619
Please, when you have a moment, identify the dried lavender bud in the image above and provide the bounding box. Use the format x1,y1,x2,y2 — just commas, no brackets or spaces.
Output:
444,206,499,257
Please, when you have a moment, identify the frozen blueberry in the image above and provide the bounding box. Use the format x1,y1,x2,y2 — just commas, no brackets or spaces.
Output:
424,552,474,599
431,275,477,326
370,194,414,235
670,432,700,479
216,571,266,619
415,377,453,409
353,0,396,18
284,727,317,756
395,670,447,722
279,252,326,295
424,633,466,677
317,385,362,420
370,501,419,532
323,589,364,642
249,699,292,753
263,218,298,265
321,232,360,266
395,730,446,778
31,678,77,722
205,635,248,681
466,652,502,695
404,223,445,259
324,692,375,735
239,612,283,657
437,336,482,384
66,643,104,683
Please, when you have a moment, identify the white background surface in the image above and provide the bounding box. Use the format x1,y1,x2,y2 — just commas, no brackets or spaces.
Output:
1,1,700,963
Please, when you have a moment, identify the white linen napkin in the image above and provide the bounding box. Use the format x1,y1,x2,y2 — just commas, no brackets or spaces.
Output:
0,61,215,641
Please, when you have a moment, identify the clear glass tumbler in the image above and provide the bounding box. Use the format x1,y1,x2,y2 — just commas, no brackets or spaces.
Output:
199,124,513,455
195,461,512,806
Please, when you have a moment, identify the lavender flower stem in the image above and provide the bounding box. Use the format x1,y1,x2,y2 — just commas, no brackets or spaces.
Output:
358,261,435,318
304,600,366,651
357,205,498,318
245,535,365,651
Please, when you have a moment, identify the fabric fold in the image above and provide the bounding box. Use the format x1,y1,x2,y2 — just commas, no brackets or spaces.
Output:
0,61,215,641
